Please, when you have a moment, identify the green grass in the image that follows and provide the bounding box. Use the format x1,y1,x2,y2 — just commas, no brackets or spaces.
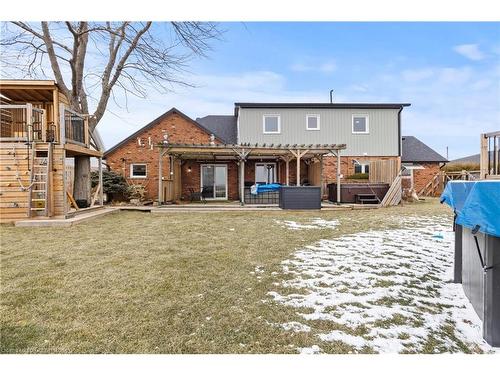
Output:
0,199,450,353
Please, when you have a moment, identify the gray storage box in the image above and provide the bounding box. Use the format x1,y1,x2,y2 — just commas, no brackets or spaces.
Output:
279,186,321,210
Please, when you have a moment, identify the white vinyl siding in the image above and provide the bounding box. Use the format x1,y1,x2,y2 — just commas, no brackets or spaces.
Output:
263,115,280,134
306,114,320,130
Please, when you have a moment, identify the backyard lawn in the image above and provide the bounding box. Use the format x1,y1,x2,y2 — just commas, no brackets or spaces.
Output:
0,199,493,353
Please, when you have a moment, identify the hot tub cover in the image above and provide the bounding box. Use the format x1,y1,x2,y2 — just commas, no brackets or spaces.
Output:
441,181,500,237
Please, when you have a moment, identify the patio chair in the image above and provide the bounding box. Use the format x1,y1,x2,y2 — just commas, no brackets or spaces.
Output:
188,187,212,203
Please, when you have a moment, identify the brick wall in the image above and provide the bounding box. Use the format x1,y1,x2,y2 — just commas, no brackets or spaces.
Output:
412,162,441,194
105,111,220,201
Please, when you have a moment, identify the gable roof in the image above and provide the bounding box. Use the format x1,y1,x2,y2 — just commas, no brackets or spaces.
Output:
449,151,495,165
103,107,223,157
402,136,448,163
195,115,237,144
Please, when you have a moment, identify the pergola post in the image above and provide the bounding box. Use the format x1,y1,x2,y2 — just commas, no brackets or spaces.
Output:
285,158,290,186
336,150,341,204
158,148,164,205
296,153,301,186
319,155,324,198
98,157,104,206
280,155,291,186
233,148,250,205
289,149,308,186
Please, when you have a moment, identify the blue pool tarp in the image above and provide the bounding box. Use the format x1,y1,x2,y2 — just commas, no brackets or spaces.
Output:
251,183,282,195
441,181,500,237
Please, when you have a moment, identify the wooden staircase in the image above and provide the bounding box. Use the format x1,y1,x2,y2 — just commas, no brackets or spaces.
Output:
381,175,402,206
28,143,52,217
355,193,379,205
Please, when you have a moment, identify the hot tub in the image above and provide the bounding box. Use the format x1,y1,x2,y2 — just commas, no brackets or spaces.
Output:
327,183,389,203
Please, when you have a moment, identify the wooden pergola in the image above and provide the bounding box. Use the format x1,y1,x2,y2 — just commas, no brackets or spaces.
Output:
158,142,346,204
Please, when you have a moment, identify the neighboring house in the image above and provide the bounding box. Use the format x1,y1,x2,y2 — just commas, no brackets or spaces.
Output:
401,135,448,194
104,102,411,203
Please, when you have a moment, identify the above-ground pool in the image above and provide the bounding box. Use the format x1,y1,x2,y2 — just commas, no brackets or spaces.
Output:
441,180,500,347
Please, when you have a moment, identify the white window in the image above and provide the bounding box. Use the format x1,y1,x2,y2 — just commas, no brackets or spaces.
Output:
354,161,370,174
352,115,369,134
306,114,320,131
263,115,281,134
130,163,147,178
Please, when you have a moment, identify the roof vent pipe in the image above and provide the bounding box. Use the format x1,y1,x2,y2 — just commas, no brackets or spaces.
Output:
329,90,334,104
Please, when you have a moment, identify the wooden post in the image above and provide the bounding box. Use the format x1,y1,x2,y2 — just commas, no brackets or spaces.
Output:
280,155,291,186
480,133,488,180
53,88,60,142
240,159,245,205
285,157,290,186
319,155,324,198
158,148,164,205
26,103,32,142
42,109,47,142
98,157,104,205
495,136,499,176
84,117,90,147
335,150,341,204
289,149,308,186
59,104,65,144
233,148,249,205
296,152,301,186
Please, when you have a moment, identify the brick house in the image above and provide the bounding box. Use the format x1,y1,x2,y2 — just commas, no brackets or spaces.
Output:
401,135,448,195
104,102,411,203
104,108,232,201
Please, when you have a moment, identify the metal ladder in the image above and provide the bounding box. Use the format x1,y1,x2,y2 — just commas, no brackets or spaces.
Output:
28,143,51,217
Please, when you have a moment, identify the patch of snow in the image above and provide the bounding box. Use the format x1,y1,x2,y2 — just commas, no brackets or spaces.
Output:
276,218,340,230
299,344,321,354
269,214,495,353
281,321,312,333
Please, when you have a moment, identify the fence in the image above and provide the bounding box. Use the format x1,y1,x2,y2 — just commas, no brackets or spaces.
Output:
369,159,399,184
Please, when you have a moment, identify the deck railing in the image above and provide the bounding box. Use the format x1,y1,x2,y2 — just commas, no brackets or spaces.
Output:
63,109,88,146
0,104,53,142
480,131,500,180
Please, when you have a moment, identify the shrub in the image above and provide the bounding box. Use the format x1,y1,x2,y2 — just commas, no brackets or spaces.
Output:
346,172,369,180
443,163,480,172
91,170,128,198
127,184,147,201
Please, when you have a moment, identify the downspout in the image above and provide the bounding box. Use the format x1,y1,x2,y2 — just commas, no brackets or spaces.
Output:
397,106,403,158
235,105,240,145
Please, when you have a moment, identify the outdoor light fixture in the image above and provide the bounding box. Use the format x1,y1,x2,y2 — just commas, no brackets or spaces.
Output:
187,166,192,173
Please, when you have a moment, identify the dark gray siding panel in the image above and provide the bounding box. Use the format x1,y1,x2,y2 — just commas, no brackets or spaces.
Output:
279,186,321,209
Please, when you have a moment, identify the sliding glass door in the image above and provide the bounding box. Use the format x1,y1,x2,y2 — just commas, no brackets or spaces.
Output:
201,164,228,199
255,163,277,184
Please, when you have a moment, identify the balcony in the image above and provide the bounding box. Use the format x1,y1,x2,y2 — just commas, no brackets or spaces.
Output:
0,103,58,142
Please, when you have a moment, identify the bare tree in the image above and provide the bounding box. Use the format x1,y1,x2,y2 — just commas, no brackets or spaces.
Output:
1,21,222,203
